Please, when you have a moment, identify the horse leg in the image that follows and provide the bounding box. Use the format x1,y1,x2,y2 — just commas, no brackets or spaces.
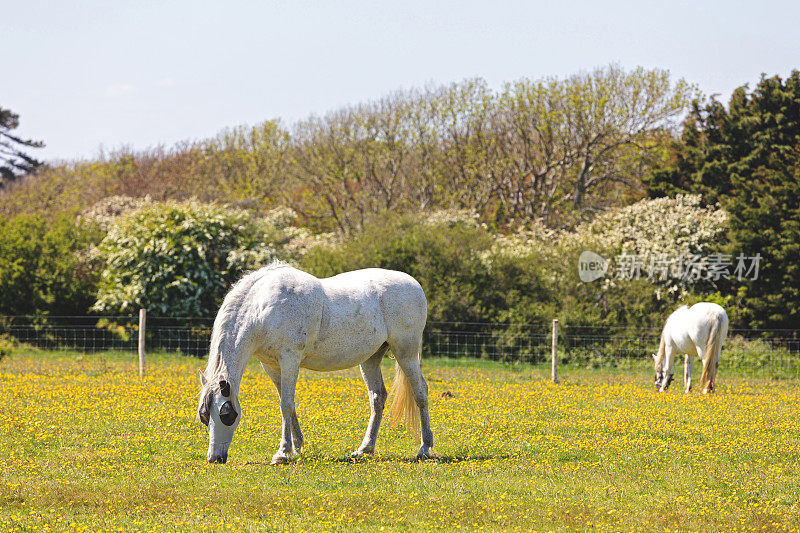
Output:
352,343,390,458
392,339,434,460
704,348,720,394
659,344,676,392
684,354,694,393
271,352,301,465
261,363,304,454
710,359,719,392
696,344,715,394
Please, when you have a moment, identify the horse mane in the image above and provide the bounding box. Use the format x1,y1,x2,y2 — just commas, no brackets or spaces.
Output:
202,260,292,388
653,333,667,369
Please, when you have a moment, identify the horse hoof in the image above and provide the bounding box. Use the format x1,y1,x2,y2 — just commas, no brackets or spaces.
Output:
270,455,290,465
351,449,373,459
415,452,432,462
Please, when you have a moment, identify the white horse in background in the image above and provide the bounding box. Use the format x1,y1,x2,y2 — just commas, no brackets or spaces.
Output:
197,262,432,464
653,302,729,394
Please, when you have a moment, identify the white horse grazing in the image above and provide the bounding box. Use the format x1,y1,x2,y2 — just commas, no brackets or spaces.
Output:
653,302,729,394
197,262,433,464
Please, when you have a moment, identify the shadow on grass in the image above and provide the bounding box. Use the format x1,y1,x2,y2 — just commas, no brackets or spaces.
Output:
241,453,513,466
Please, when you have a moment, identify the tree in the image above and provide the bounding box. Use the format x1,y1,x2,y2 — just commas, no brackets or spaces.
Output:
291,94,423,233
200,121,290,206
1,107,44,187
724,153,800,328
490,66,697,226
645,71,800,328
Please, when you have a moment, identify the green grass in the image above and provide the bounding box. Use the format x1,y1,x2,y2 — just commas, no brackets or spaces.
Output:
1,349,799,531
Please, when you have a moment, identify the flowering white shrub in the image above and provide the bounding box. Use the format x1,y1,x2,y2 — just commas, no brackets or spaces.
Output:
423,209,482,228
92,201,316,316
585,194,728,258
481,194,729,294
481,221,565,264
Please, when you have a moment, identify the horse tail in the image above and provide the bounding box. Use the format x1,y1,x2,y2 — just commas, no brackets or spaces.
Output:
388,341,422,436
700,313,726,392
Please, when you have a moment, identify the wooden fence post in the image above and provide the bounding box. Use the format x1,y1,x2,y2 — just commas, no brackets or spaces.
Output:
551,318,559,384
138,308,146,377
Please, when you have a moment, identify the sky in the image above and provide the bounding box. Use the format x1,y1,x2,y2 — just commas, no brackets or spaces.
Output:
3,0,800,163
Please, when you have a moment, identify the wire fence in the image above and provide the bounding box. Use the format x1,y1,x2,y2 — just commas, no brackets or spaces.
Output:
1,315,799,379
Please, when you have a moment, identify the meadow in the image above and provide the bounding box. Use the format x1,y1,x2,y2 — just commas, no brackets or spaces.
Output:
1,350,799,532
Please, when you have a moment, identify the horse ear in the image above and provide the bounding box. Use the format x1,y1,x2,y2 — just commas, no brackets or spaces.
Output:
199,392,212,426
198,370,208,387
219,379,231,398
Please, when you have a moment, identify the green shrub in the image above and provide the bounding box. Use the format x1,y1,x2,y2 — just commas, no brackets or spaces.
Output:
0,334,12,360
723,337,780,371
0,212,100,316
300,211,511,324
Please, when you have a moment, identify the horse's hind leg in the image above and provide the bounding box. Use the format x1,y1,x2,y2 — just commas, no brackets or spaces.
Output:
391,338,434,460
696,345,716,394
684,354,694,393
261,363,304,454
705,350,720,394
352,343,390,458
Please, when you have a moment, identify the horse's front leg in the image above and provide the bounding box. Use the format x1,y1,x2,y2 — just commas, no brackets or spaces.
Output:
352,344,390,458
659,345,676,392
272,352,301,465
261,363,304,454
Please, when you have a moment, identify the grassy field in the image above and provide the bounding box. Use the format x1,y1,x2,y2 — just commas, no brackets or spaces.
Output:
1,350,799,532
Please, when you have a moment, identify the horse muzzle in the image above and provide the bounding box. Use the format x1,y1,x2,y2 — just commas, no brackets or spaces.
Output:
207,453,228,464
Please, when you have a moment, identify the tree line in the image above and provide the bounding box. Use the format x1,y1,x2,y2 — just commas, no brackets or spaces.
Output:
0,65,695,232
2,66,800,332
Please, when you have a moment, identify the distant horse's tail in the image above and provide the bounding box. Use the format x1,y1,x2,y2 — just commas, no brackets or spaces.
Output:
700,314,728,392
388,341,422,436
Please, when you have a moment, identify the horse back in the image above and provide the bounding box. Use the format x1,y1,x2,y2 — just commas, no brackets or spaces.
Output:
290,269,425,368
663,302,728,354
319,268,427,335
229,266,426,364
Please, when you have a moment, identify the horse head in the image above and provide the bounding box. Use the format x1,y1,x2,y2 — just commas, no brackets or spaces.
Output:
198,371,240,463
